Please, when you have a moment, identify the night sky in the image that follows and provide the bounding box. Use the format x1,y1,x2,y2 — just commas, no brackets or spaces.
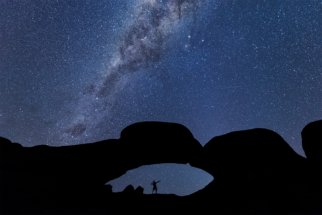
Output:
1,0,321,196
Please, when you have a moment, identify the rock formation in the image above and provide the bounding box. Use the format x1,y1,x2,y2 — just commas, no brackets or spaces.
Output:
302,120,322,167
191,128,306,179
0,122,202,187
0,120,321,214
134,186,144,195
122,185,135,194
301,120,322,213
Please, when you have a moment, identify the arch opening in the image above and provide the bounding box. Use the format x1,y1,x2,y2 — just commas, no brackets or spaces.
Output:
106,163,213,196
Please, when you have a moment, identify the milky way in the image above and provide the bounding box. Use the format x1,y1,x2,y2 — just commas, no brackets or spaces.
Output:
1,0,321,196
54,0,206,145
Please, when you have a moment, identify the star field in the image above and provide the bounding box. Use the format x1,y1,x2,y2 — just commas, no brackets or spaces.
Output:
0,0,321,196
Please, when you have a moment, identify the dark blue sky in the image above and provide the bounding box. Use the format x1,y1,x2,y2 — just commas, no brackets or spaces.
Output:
1,0,321,196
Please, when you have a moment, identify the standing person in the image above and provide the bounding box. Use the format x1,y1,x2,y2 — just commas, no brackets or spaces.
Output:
151,180,160,194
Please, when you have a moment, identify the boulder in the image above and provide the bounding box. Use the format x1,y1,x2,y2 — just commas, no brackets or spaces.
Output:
301,120,322,205
301,120,322,166
190,128,305,179
134,186,144,195
189,128,313,214
122,185,135,194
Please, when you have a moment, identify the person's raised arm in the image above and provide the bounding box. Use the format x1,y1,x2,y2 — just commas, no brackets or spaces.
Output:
156,180,161,183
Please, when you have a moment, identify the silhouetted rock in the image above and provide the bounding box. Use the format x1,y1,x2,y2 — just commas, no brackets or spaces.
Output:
1,120,321,214
119,122,202,169
0,122,203,214
0,137,23,171
302,120,322,166
0,138,121,187
189,127,314,214
301,120,322,213
134,186,144,195
0,136,18,146
1,122,202,188
122,185,135,194
190,128,305,179
104,184,113,193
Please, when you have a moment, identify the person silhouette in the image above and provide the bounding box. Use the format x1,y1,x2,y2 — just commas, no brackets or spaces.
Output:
151,180,160,194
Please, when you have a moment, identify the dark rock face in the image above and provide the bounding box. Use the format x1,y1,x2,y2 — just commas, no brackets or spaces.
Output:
121,121,195,142
0,121,202,214
302,120,322,166
0,138,121,186
122,185,135,194
120,185,144,196
190,128,305,179
119,121,202,168
0,122,202,187
0,137,23,171
1,120,321,214
188,128,313,214
301,120,322,211
104,184,113,194
134,186,144,194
